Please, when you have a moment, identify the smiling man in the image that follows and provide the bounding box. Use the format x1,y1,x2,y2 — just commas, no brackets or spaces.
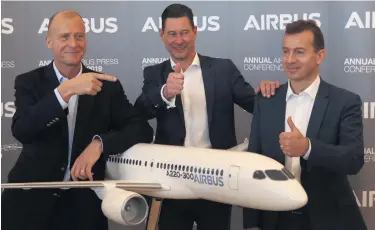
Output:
1,10,153,230
134,3,280,230
243,20,366,230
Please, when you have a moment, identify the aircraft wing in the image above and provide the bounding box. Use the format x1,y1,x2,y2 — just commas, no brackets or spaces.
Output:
1,180,165,190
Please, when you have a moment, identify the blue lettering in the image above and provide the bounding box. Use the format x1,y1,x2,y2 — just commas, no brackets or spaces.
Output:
191,173,224,187
201,175,207,184
194,174,200,183
218,177,224,187
212,176,218,186
207,175,212,185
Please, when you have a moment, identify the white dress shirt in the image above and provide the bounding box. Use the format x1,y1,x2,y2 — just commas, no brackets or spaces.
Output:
53,62,82,181
160,53,212,148
284,75,320,182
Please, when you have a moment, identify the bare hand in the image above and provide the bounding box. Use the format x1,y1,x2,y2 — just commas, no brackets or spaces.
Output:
57,73,117,102
255,80,280,98
71,140,102,181
279,116,309,157
163,63,184,100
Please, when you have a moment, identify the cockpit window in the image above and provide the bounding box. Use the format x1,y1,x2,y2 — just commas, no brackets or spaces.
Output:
281,167,295,179
264,170,288,181
253,170,266,180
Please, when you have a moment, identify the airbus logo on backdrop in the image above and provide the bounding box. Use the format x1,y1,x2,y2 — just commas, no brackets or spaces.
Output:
38,17,118,34
363,102,375,119
141,57,169,69
1,102,16,118
38,58,119,72
244,13,321,31
344,58,375,74
243,57,283,72
345,11,375,29
1,18,14,34
364,147,375,163
353,190,375,208
142,16,220,32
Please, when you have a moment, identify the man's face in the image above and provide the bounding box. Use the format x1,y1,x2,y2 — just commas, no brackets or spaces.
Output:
160,16,197,62
282,30,325,81
46,15,86,67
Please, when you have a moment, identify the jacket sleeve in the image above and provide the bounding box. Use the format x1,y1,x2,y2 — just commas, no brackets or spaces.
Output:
98,80,154,158
243,94,261,229
306,94,364,175
228,59,256,114
11,74,67,144
134,66,168,120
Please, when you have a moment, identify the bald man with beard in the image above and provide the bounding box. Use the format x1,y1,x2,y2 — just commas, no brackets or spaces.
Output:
1,10,153,230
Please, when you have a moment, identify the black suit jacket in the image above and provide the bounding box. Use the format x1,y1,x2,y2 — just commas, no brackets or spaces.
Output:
8,62,153,183
134,54,255,149
243,79,366,230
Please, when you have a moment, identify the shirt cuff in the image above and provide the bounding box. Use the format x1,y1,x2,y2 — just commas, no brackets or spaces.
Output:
303,138,311,160
160,84,176,109
93,135,104,153
54,88,68,109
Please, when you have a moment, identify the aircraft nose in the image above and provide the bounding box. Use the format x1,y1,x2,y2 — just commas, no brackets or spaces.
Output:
287,183,308,210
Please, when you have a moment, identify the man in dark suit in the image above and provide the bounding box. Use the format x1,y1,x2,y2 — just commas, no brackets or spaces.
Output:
134,3,279,230
243,20,367,230
1,10,153,230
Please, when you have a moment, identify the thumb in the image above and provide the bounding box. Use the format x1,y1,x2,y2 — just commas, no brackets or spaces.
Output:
287,116,298,132
255,86,260,94
174,63,182,73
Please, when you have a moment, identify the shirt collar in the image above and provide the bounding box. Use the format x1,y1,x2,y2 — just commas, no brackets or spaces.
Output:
286,75,321,101
170,52,200,72
53,61,83,83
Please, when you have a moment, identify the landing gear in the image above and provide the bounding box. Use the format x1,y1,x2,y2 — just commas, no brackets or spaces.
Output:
146,197,163,230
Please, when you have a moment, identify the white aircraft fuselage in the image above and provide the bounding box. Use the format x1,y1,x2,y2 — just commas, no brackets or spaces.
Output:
2,143,308,226
105,143,307,211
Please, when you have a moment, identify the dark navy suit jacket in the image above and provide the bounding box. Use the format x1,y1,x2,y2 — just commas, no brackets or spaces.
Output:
134,54,256,150
2,61,153,230
243,79,367,230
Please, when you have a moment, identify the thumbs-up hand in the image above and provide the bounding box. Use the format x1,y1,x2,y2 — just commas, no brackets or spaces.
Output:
163,63,184,100
279,116,309,157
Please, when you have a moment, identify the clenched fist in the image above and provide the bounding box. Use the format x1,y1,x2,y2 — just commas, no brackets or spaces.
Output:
57,72,117,102
163,63,184,100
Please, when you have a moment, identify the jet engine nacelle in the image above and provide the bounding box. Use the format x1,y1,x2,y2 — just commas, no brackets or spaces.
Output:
101,187,149,226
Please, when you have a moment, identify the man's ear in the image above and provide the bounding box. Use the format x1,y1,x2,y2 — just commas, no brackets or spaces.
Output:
46,35,52,49
159,28,164,41
316,48,326,65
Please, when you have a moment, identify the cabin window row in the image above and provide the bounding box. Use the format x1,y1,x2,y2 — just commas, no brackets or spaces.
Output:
109,157,143,166
108,157,224,176
155,162,224,176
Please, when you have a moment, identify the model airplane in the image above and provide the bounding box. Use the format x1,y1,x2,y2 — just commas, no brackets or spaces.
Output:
1,142,308,226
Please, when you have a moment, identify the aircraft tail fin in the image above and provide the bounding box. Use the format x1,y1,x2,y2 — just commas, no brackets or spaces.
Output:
228,139,249,151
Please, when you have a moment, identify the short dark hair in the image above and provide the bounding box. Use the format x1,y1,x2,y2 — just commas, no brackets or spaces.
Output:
161,3,194,30
285,20,324,52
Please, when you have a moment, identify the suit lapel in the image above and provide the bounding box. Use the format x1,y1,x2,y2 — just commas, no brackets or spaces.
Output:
42,61,61,94
273,84,288,164
199,54,215,128
306,80,329,140
43,62,70,142
302,79,329,173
